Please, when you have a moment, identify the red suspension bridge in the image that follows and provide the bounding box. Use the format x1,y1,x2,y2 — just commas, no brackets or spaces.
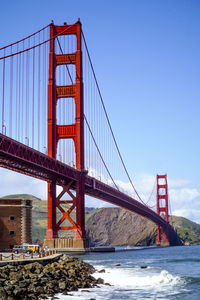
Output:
0,20,179,248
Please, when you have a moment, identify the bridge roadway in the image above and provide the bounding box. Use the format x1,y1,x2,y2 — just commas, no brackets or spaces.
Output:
0,133,168,229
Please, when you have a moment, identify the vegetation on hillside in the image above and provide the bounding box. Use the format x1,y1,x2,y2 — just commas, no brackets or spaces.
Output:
170,216,200,245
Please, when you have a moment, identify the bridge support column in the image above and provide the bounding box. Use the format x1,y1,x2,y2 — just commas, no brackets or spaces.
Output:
44,179,88,249
156,174,170,246
45,20,88,249
46,181,57,239
75,172,86,239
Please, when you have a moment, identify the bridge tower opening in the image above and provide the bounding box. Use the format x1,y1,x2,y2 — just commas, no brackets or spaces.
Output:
156,174,169,246
45,20,87,249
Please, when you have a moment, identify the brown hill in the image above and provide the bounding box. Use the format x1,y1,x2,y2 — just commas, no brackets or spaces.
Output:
86,207,182,246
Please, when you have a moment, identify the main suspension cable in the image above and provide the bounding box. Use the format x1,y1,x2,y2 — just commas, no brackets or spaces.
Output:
145,179,156,206
84,115,119,190
0,24,50,51
81,30,148,206
56,37,73,84
1,22,150,207
0,23,75,61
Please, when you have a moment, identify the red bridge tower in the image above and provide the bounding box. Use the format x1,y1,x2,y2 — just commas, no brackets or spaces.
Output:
45,20,87,248
157,174,170,246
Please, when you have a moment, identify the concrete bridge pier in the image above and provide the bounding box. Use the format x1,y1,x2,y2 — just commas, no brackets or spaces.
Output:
44,237,89,252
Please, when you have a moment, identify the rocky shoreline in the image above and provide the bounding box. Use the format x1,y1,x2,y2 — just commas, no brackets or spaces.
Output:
0,254,104,300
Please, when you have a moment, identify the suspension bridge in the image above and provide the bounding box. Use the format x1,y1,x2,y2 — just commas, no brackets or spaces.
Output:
0,20,179,248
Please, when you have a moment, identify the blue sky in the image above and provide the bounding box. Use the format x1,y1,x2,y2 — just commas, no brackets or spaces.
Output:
0,0,200,222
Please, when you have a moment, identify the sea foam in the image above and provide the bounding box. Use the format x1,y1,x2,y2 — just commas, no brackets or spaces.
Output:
93,266,183,288
50,266,185,300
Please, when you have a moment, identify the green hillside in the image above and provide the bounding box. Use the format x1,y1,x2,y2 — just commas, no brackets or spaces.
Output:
170,216,200,245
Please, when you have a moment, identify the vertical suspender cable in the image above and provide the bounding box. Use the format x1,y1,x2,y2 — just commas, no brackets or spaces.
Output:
15,44,18,139
42,29,47,151
32,36,35,148
82,30,147,205
18,52,21,141
25,46,28,142
2,51,5,134
38,32,41,151
9,46,13,137
21,41,24,142
88,57,90,171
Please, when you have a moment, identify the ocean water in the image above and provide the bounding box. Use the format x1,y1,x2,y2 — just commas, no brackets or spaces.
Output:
55,245,200,299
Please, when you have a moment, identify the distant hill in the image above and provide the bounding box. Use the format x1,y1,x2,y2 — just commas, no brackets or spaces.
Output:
86,208,200,246
2,194,200,246
2,194,41,202
170,215,200,245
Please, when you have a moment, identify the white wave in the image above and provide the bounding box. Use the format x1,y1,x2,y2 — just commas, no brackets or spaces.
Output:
133,270,182,287
49,267,185,300
93,266,183,288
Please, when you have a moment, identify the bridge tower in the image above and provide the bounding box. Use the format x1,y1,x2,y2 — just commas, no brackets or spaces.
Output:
45,20,87,248
156,174,169,246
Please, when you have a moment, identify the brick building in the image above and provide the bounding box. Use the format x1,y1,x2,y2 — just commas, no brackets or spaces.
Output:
0,198,32,249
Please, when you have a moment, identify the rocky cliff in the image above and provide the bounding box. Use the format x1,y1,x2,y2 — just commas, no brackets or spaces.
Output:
86,207,158,246
86,207,193,246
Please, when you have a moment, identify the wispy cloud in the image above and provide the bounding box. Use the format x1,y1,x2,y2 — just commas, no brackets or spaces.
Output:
0,168,47,199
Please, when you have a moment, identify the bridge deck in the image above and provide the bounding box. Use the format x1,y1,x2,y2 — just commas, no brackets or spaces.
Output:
0,133,168,229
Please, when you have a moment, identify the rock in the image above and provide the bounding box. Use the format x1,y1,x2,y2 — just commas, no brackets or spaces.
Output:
99,269,105,273
39,294,48,299
62,291,70,295
58,281,66,290
19,281,29,288
0,254,103,299
96,278,104,284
